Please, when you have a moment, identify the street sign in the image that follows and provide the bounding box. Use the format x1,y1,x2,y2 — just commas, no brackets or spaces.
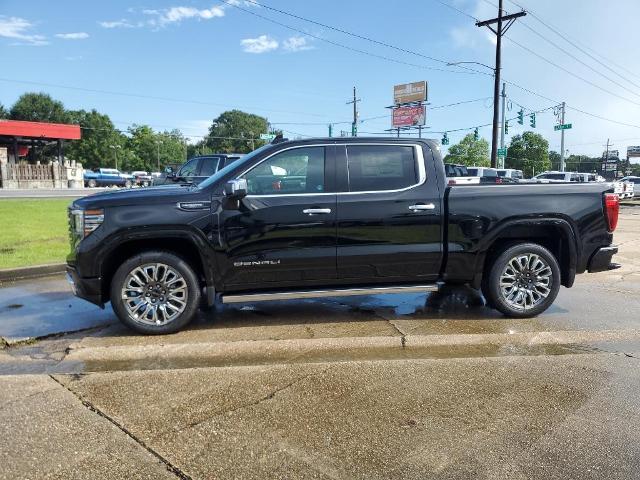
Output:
260,133,276,141
393,81,428,105
554,123,572,131
497,148,507,156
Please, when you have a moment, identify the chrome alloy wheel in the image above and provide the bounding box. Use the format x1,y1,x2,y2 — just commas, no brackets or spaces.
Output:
499,254,553,310
121,263,188,325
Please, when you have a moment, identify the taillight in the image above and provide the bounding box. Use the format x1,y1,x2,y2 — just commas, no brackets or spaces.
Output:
604,193,619,232
448,179,456,186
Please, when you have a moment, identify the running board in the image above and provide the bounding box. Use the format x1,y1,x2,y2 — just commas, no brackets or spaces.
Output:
221,284,440,304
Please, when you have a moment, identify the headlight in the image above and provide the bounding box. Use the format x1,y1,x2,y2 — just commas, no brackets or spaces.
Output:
70,208,104,238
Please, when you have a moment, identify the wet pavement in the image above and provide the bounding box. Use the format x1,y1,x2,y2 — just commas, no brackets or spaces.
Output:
0,207,638,479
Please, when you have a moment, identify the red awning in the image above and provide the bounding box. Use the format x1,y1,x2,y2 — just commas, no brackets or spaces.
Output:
0,120,81,140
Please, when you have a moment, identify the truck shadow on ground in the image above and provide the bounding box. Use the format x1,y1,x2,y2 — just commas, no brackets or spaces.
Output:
89,284,574,340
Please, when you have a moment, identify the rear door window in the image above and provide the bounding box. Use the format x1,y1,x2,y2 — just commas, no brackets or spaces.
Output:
346,145,418,192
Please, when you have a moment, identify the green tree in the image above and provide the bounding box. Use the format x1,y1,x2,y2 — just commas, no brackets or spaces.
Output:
0,103,8,119
444,133,490,166
9,92,68,123
66,109,124,169
205,110,269,153
124,125,187,172
549,150,561,170
507,131,550,177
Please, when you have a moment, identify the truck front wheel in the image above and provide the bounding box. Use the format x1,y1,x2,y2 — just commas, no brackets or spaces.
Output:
110,251,201,334
484,243,561,318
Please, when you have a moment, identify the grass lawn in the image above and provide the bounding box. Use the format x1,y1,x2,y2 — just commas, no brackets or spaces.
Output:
0,198,71,269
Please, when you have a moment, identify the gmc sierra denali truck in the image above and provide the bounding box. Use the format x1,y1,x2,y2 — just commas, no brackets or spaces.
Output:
67,137,620,334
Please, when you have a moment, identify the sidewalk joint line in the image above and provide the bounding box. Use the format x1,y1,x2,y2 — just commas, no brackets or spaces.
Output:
48,374,192,480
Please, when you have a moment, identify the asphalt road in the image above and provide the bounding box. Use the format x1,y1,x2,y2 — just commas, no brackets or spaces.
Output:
0,207,638,479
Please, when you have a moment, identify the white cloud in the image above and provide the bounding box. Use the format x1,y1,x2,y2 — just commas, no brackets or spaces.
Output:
0,16,48,46
241,34,278,53
99,19,136,29
227,0,261,7
55,32,89,40
283,36,313,52
154,6,225,26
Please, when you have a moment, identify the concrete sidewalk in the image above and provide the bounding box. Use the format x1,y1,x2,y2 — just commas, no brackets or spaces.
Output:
3,353,640,479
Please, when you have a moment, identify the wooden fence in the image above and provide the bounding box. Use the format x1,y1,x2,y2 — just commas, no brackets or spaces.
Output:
5,163,62,181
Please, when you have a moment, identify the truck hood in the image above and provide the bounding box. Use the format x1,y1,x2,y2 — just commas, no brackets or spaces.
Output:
73,185,207,209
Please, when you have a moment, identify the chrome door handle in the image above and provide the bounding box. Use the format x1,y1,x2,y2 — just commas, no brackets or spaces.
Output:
303,208,332,215
408,203,436,211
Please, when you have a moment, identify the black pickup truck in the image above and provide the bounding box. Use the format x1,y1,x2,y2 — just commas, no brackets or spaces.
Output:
67,137,620,334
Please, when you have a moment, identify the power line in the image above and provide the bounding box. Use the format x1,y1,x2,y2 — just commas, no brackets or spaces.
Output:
431,0,479,20
219,0,483,76
271,97,494,126
504,37,640,108
566,106,640,130
235,0,478,71
0,77,330,119
505,0,640,89
517,22,640,99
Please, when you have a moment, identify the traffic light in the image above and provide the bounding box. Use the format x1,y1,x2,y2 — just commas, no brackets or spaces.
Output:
442,132,449,145
529,112,536,128
505,121,509,135
473,128,479,141
517,109,524,125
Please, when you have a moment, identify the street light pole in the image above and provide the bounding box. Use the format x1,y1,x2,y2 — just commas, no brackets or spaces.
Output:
109,145,121,170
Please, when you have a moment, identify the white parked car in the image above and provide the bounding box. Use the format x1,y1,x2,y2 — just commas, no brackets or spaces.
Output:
620,176,640,197
530,171,582,183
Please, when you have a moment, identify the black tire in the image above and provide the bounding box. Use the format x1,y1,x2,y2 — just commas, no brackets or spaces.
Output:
484,243,561,318
124,180,132,188
87,179,97,188
110,251,201,334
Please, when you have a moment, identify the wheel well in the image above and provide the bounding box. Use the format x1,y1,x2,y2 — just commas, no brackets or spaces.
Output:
481,225,573,287
100,238,205,300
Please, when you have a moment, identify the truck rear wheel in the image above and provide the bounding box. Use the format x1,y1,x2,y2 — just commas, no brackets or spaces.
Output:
110,251,201,334
484,243,560,318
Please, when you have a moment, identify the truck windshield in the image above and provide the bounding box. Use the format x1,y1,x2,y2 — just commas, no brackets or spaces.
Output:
197,144,274,190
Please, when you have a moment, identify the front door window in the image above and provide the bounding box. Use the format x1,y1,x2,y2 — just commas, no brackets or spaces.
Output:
241,147,325,195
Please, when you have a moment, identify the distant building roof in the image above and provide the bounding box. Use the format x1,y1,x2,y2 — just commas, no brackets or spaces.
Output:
0,120,81,140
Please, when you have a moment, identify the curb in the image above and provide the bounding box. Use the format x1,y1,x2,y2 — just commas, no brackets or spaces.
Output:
64,328,640,371
0,263,66,283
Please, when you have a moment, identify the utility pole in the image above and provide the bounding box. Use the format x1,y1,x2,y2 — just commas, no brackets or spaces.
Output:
328,124,333,137
156,141,161,172
346,86,361,137
476,0,526,168
500,82,506,169
559,101,566,172
604,138,613,179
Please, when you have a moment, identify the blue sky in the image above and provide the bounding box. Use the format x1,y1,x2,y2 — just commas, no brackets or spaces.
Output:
2,0,640,158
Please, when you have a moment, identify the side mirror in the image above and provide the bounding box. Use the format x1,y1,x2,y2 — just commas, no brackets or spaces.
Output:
224,179,248,199
164,166,174,174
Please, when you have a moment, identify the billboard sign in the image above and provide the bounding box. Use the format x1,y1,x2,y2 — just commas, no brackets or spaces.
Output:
627,146,640,156
392,105,426,128
393,81,427,105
